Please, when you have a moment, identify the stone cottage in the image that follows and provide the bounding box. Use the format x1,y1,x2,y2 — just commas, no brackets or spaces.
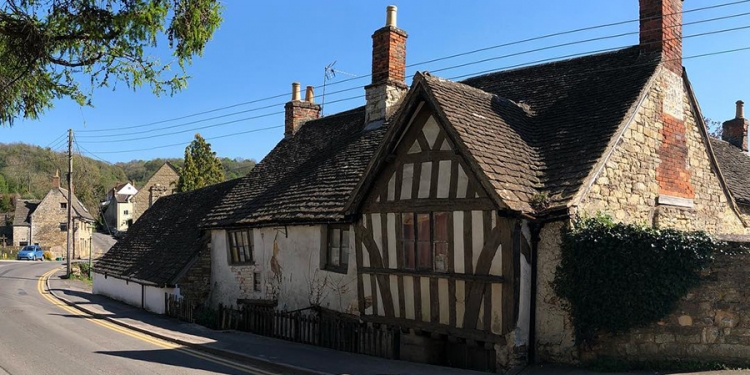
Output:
113,0,750,372
94,179,239,314
13,172,95,258
131,162,179,222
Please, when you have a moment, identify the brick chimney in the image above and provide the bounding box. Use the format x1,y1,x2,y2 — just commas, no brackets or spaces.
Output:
640,0,683,73
52,170,60,189
365,5,408,125
722,100,749,152
284,82,321,139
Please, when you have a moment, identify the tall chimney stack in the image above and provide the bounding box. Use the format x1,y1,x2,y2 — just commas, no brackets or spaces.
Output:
639,0,683,74
365,5,408,125
722,100,749,152
52,170,60,189
284,82,321,139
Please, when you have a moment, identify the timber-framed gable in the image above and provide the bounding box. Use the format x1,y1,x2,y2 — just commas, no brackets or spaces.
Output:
353,94,522,344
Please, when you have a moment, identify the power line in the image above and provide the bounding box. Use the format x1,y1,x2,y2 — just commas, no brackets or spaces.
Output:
80,43,750,156
77,22,750,145
44,131,68,149
73,0,750,135
83,125,285,155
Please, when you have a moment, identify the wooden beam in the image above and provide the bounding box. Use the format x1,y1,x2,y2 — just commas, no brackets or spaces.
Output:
399,151,456,165
355,222,366,315
462,219,510,329
357,223,396,317
359,267,505,284
367,198,494,213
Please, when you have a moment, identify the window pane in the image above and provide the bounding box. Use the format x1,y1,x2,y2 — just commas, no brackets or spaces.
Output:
417,214,430,242
418,242,432,269
329,246,340,267
402,214,415,269
332,229,341,248
341,229,350,266
434,243,449,272
434,212,449,242
404,241,416,269
402,214,414,241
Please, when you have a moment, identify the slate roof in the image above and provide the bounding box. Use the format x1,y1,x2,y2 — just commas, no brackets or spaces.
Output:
202,107,387,227
59,188,96,221
457,46,660,211
95,179,240,286
709,138,750,205
12,199,39,227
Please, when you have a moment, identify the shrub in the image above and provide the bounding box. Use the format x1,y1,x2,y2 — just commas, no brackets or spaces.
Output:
553,214,719,346
43,251,53,261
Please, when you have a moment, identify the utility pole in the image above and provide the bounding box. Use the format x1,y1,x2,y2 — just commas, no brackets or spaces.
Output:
66,129,73,277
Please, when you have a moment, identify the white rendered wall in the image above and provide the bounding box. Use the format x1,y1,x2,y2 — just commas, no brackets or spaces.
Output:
93,272,176,314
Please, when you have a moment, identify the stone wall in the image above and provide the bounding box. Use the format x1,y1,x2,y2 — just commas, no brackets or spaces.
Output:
534,221,577,363
31,189,69,256
178,244,211,302
132,163,178,223
580,67,746,235
587,252,750,364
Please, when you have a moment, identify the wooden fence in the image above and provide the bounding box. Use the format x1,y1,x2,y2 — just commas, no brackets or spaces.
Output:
165,294,399,359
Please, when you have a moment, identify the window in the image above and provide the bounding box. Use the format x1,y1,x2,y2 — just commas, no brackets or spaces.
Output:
59,222,68,231
228,230,253,264
325,225,350,272
60,202,67,209
401,212,451,272
124,210,129,215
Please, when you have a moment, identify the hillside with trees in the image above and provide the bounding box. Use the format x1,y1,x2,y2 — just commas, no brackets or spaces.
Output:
0,143,255,218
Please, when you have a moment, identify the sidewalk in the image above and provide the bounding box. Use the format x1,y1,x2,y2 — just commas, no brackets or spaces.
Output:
45,268,739,375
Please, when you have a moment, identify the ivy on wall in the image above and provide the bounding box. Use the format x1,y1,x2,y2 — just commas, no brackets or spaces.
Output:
553,215,718,346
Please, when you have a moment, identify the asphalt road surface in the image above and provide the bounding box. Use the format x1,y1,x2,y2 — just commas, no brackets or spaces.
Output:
0,261,274,375
92,232,117,257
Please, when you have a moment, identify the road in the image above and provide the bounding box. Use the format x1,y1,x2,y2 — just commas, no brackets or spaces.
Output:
0,261,275,375
91,232,117,257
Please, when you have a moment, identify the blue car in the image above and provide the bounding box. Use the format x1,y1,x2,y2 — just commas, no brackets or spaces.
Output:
17,245,44,261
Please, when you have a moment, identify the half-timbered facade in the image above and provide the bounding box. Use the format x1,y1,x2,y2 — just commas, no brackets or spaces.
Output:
353,101,527,347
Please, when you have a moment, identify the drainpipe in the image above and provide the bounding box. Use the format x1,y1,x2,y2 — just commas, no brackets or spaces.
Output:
142,284,145,310
527,222,543,364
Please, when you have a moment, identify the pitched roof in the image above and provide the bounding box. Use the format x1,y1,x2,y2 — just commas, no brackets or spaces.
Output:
12,199,39,227
457,46,660,211
202,107,387,227
58,188,96,221
95,179,240,286
709,137,750,205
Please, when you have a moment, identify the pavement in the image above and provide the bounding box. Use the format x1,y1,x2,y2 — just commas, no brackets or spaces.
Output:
44,265,749,375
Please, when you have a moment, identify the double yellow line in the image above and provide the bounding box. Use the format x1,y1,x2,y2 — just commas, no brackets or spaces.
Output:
38,268,278,375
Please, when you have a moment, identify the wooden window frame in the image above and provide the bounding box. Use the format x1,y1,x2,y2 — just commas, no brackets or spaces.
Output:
227,229,253,265
324,224,350,274
401,212,450,272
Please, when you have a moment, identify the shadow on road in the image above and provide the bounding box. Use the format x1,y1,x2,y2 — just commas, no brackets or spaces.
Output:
95,349,251,375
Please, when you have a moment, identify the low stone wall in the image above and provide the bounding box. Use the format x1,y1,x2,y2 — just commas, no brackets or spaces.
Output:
587,252,750,364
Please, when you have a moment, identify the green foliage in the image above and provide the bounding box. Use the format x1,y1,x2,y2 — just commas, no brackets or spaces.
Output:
553,215,719,346
0,142,127,214
0,0,223,126
0,194,11,212
176,134,225,192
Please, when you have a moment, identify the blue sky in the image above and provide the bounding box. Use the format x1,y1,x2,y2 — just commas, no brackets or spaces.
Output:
3,0,750,163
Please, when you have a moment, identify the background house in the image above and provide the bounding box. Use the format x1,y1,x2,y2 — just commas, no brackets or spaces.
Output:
131,162,178,223
102,182,137,232
13,171,95,258
93,179,238,314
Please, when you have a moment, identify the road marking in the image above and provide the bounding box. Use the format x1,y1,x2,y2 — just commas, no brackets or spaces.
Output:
38,268,278,375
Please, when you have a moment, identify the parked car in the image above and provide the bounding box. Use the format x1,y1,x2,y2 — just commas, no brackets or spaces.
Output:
17,245,44,261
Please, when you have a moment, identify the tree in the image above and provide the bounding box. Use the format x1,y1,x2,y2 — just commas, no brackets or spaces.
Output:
0,0,223,126
176,133,224,192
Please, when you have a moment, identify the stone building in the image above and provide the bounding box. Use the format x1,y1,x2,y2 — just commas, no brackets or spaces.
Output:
102,182,137,232
13,172,95,258
99,0,750,372
131,162,179,223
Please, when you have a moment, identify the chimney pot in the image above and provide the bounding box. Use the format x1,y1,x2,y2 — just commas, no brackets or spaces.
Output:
291,82,301,101
305,86,315,103
386,5,397,27
737,100,745,119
